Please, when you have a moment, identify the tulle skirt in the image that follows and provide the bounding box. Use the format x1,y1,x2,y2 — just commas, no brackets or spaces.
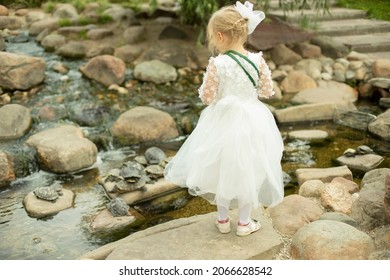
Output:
164,95,284,209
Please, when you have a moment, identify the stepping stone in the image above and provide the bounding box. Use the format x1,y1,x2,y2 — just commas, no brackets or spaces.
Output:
316,19,390,37
333,33,390,53
288,129,329,142
296,166,353,186
336,154,384,172
268,8,367,23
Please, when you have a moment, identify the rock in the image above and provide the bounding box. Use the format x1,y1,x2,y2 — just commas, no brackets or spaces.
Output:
80,55,126,87
368,109,390,141
26,125,98,173
270,44,302,66
336,154,384,172
291,87,357,105
135,39,200,69
111,106,179,145
320,182,353,214
379,98,390,108
28,18,59,36
319,212,358,227
0,104,32,140
0,151,15,187
372,59,390,78
310,35,349,59
360,168,390,193
15,9,29,16
298,179,326,198
346,51,370,61
296,165,353,186
295,58,322,81
351,190,387,230
0,52,45,90
134,60,177,84
69,103,110,127
23,188,75,218
26,11,47,24
0,5,9,16
331,177,359,194
385,174,390,223
266,194,323,236
288,130,329,143
57,41,87,59
334,109,376,131
87,28,114,40
0,16,22,30
158,25,188,40
291,220,375,260
368,78,390,89
369,250,390,260
41,34,66,51
274,102,356,124
102,6,138,28
374,225,390,250
0,36,5,51
114,44,144,63
280,70,317,94
52,3,79,19
89,208,141,233
292,42,321,58
123,25,146,44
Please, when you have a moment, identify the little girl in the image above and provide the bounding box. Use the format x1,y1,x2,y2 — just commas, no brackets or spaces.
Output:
164,1,284,236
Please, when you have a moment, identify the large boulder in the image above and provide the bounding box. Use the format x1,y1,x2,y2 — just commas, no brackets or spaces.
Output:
280,70,317,94
0,104,32,140
133,60,177,84
368,109,390,141
270,43,302,66
372,59,390,78
0,52,46,90
26,125,98,173
111,106,179,145
310,35,349,59
0,151,15,187
291,220,375,260
351,168,390,230
266,194,324,236
0,16,22,30
80,55,126,87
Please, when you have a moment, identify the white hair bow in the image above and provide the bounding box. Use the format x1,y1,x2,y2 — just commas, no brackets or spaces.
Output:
234,1,265,34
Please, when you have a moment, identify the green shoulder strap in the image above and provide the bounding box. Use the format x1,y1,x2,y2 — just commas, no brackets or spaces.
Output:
225,50,259,87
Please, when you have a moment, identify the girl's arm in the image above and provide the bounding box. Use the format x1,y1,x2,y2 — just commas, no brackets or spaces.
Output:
198,57,219,105
257,54,275,99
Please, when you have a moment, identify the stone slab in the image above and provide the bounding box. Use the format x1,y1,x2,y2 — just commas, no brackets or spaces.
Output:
268,8,367,23
333,33,390,53
336,154,385,172
79,207,284,260
316,19,390,37
296,166,353,186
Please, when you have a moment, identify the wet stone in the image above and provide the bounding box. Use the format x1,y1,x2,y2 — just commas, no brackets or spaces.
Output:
336,154,384,172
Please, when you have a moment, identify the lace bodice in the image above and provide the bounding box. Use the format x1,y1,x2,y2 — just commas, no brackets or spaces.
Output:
198,51,274,105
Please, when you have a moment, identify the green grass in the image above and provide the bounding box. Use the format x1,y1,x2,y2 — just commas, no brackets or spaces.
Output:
337,0,390,21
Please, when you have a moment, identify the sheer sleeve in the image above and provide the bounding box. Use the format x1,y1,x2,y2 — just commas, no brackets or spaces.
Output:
257,54,275,99
198,57,219,105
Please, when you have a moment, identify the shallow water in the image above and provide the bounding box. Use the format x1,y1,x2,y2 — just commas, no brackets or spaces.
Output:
1,33,389,259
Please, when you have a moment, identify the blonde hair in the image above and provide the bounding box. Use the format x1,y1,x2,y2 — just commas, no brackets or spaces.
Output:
207,6,248,53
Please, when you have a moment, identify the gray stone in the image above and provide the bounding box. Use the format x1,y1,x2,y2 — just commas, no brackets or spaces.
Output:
29,18,59,36
336,154,384,172
368,78,390,89
368,109,390,141
311,35,349,59
379,98,390,108
319,212,358,227
41,34,66,51
0,104,32,140
57,41,87,59
0,52,46,90
80,207,283,260
26,125,98,173
266,194,323,236
134,60,177,84
0,16,22,30
334,109,376,131
123,25,146,44
80,55,126,87
296,165,353,186
291,220,375,260
52,3,79,19
23,188,75,218
288,130,329,142
111,106,179,145
298,180,326,198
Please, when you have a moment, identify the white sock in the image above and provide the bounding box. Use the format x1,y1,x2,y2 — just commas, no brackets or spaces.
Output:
238,203,252,225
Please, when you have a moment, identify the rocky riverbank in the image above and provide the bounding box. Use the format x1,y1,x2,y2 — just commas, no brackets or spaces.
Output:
0,2,389,259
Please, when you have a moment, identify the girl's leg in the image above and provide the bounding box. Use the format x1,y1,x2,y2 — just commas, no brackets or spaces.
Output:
238,203,252,225
216,197,230,222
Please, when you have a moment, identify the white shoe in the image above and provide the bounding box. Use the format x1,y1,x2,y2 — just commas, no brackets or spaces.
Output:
236,219,261,237
215,218,231,234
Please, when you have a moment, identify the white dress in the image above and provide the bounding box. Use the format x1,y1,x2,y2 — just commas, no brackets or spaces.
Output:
164,51,284,209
